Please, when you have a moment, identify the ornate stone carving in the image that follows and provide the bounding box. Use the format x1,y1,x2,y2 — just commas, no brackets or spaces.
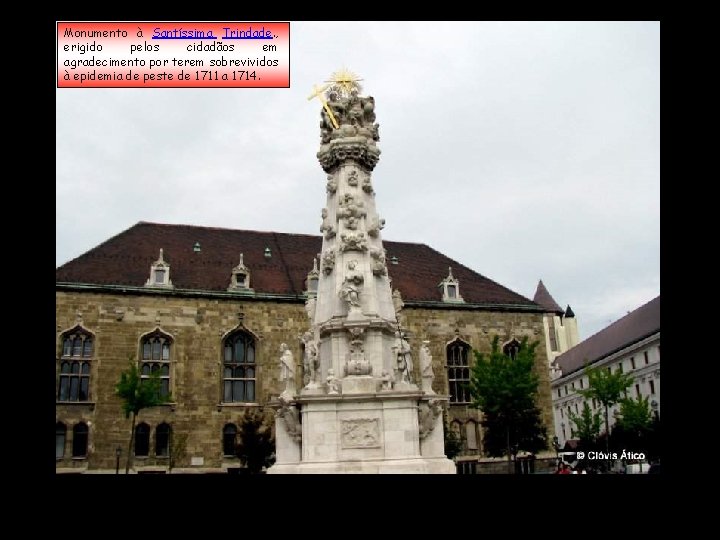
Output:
339,260,364,311
367,216,385,238
337,193,367,220
321,94,379,136
418,400,442,440
420,340,435,395
326,175,337,194
340,232,368,252
345,327,372,376
393,330,414,385
305,295,316,322
320,208,337,239
344,216,359,230
362,175,374,194
277,397,302,443
279,343,295,400
321,250,335,275
341,418,380,448
326,368,341,395
392,289,404,315
370,248,387,276
379,370,394,391
347,169,359,186
301,331,320,388
317,140,381,173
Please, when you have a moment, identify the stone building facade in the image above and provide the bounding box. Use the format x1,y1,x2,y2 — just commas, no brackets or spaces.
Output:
56,222,555,473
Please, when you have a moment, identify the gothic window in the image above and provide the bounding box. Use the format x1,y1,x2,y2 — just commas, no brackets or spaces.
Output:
223,331,256,403
502,338,521,360
72,422,88,458
56,422,66,460
58,327,93,402
447,339,471,404
140,330,172,398
135,423,150,457
155,423,171,457
223,424,238,457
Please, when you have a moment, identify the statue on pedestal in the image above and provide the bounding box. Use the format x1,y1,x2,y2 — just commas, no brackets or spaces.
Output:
393,330,414,385
420,340,435,395
279,343,295,400
301,331,320,388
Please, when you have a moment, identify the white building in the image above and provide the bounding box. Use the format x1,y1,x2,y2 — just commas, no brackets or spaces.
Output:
551,295,660,447
532,280,579,370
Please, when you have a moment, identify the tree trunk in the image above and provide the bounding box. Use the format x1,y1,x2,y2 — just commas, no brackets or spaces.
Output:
125,412,136,474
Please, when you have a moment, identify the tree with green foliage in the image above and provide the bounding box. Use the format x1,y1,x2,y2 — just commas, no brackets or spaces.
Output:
234,409,275,474
613,395,654,455
569,402,603,448
577,364,633,456
468,335,547,473
115,359,170,473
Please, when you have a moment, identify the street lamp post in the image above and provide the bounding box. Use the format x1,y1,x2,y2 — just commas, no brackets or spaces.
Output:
115,446,121,475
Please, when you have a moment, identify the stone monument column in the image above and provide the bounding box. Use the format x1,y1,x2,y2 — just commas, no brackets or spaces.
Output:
268,70,455,474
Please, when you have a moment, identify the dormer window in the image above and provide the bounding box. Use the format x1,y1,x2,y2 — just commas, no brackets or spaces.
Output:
305,257,320,295
228,253,252,292
145,249,173,289
439,267,464,303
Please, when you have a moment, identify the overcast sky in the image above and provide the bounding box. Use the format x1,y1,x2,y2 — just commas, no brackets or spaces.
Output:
56,21,659,341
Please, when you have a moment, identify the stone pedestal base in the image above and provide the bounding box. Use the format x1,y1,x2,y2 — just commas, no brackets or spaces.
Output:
267,392,455,474
268,457,456,474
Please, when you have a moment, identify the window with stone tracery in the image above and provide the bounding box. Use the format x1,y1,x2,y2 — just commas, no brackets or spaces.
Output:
223,331,256,403
58,327,94,402
447,339,471,404
140,330,172,398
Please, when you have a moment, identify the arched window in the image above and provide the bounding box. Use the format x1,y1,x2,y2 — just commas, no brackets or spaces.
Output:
72,422,88,458
447,339,471,404
155,423,171,457
223,331,256,403
56,422,66,460
140,330,172,398
58,326,93,402
503,338,521,360
135,423,150,457
223,424,238,457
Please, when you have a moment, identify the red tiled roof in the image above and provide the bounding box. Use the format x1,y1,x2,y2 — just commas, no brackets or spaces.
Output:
533,280,563,314
56,222,538,307
555,295,660,376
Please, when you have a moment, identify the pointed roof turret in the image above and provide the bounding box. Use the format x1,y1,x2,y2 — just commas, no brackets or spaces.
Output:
565,305,575,318
533,280,563,314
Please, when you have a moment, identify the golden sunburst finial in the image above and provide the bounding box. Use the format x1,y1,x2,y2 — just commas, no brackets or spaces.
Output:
326,68,363,99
